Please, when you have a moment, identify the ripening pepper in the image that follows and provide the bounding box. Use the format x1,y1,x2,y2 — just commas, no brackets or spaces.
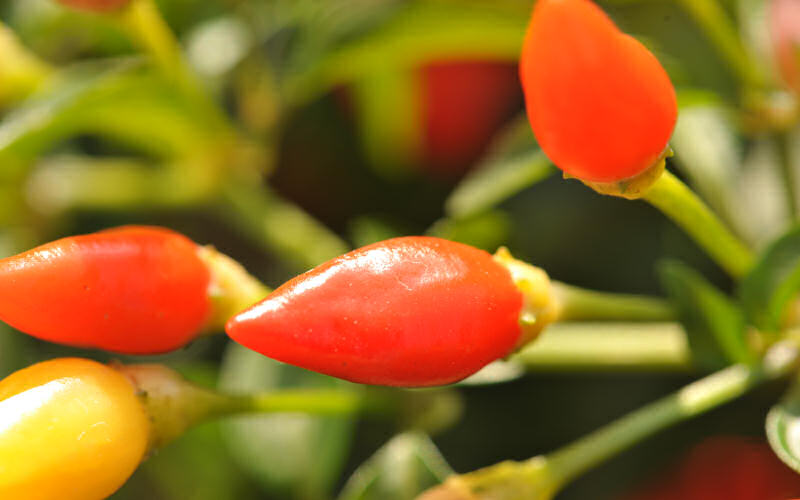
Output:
56,0,130,11
621,437,800,500
421,60,522,176
0,358,150,500
520,0,677,184
226,237,556,387
0,226,265,354
771,0,800,95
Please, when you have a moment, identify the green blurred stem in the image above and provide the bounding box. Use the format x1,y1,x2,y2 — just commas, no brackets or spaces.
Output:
544,342,798,490
218,179,350,271
676,0,763,89
224,389,371,417
26,156,217,212
552,282,675,322
512,323,691,372
115,0,229,130
776,131,798,219
434,343,799,499
0,21,52,106
643,170,753,278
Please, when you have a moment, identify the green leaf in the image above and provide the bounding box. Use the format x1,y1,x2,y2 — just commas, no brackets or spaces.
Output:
427,210,511,252
219,342,356,500
351,67,422,178
739,226,800,332
288,0,528,104
0,60,216,169
673,104,792,250
219,182,350,271
338,432,453,500
658,260,752,368
348,215,405,248
766,376,800,473
670,104,741,228
445,117,552,220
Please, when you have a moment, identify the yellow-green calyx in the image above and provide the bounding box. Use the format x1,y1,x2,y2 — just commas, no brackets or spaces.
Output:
576,147,671,200
416,457,557,500
114,363,237,451
493,247,559,349
197,245,270,334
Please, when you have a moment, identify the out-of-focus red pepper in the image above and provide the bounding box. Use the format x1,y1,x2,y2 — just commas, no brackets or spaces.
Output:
420,60,522,176
771,0,800,95
622,436,800,500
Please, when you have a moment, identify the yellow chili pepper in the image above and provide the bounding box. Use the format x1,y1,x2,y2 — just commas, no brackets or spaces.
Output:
0,358,150,500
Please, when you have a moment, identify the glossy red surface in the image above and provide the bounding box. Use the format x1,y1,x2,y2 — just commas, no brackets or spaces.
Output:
226,237,523,387
520,0,677,182
0,226,211,354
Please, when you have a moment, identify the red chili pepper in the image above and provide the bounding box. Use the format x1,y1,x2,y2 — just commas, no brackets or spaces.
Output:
226,237,552,387
0,226,211,354
622,437,800,500
57,0,130,11
771,0,800,95
520,0,677,183
421,60,522,176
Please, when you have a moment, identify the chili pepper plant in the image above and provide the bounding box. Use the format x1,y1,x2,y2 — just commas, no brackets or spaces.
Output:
3,0,800,499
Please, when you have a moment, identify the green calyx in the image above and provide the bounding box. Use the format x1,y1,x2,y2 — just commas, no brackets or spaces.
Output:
113,363,238,452
576,147,671,200
197,245,270,334
493,247,559,349
416,457,557,500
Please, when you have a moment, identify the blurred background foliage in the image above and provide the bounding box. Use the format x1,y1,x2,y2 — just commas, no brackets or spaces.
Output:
2,0,800,498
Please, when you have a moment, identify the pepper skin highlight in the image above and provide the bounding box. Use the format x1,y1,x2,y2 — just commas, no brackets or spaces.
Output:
0,358,150,500
226,237,550,387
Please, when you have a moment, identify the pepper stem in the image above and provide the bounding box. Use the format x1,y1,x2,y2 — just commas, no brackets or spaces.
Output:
675,0,764,90
550,282,675,322
642,170,754,278
512,322,691,372
112,0,230,131
493,249,679,351
417,342,799,500
114,363,463,453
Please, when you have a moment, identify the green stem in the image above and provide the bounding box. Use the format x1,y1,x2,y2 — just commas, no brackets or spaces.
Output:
643,170,753,278
222,389,370,417
25,156,216,213
218,179,350,271
120,363,393,450
777,131,798,219
114,0,230,131
512,322,691,372
543,342,799,489
0,21,52,106
676,0,763,90
552,282,675,322
423,343,799,500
